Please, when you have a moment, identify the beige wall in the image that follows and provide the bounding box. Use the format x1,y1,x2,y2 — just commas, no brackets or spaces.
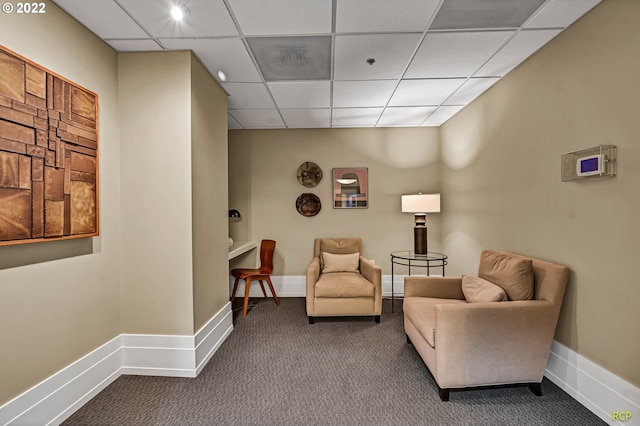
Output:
190,55,230,331
0,1,121,404
441,0,640,387
119,51,195,335
228,128,440,275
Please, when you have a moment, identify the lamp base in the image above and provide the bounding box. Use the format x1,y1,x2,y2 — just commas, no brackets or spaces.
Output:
414,227,428,254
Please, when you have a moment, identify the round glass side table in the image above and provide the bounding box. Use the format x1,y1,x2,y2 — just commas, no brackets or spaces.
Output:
389,251,448,312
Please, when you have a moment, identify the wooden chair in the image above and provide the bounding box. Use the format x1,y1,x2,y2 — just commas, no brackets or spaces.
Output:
231,239,280,316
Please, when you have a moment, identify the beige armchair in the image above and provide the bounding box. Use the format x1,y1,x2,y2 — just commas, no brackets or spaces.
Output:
306,238,382,324
403,250,569,401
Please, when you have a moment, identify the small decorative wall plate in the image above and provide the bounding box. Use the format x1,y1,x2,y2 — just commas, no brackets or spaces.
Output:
296,193,321,217
297,162,323,187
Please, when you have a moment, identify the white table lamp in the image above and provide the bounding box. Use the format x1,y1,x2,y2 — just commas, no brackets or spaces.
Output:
401,193,440,254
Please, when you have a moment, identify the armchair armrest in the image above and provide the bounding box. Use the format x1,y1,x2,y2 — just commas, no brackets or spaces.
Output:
360,256,382,314
434,300,561,388
360,256,381,287
306,257,321,315
404,276,464,300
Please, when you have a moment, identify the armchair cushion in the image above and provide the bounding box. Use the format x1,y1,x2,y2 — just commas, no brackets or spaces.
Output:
314,272,374,298
478,250,534,301
322,252,360,273
462,275,507,303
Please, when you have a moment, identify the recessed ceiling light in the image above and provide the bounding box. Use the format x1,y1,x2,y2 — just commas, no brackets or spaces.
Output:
170,4,188,21
217,70,227,82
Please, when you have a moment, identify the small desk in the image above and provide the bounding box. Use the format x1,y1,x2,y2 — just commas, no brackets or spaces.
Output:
229,240,257,260
390,251,448,312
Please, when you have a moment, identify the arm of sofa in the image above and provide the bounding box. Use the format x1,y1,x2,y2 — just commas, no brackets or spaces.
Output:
404,276,464,300
434,300,561,389
305,257,321,316
360,256,383,314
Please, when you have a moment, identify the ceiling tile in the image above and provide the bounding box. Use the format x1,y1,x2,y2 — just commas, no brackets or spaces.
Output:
227,0,332,35
160,38,261,82
222,83,276,109
332,108,384,127
422,105,464,125
281,109,331,128
267,82,330,108
106,39,163,51
405,31,514,79
54,0,148,39
431,0,547,30
475,29,561,77
445,77,499,105
333,81,397,108
117,0,238,38
334,34,422,80
336,0,440,33
389,79,466,106
378,107,436,126
525,0,602,29
229,110,285,128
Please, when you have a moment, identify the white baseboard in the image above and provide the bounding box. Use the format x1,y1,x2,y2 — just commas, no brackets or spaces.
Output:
0,303,233,426
121,302,233,378
229,274,406,298
545,340,640,426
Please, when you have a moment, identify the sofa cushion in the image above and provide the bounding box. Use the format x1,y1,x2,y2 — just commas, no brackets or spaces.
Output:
478,250,534,301
403,297,467,348
462,275,507,303
322,252,359,273
315,272,374,298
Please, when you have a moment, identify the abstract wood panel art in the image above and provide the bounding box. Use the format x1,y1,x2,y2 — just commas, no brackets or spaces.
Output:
0,46,98,245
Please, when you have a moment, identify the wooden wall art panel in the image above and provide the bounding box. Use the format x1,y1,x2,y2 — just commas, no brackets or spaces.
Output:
0,46,98,246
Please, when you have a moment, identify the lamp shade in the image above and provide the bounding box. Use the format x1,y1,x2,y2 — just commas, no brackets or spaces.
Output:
401,194,440,213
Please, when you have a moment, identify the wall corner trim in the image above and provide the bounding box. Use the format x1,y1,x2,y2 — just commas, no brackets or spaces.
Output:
545,340,640,426
0,302,233,426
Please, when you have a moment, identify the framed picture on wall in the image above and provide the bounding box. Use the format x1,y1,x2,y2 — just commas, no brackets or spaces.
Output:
333,167,368,209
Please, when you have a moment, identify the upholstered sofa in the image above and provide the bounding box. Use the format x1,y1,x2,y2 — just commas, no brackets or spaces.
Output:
403,249,569,401
306,238,382,324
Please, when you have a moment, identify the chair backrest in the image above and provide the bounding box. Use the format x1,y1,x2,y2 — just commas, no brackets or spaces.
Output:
258,239,276,274
313,238,362,258
500,251,569,307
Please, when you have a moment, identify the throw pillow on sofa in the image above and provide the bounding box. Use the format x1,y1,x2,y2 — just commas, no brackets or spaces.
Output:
462,275,508,303
478,249,534,300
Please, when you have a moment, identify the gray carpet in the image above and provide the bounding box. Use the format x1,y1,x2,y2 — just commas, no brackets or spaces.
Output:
64,298,605,425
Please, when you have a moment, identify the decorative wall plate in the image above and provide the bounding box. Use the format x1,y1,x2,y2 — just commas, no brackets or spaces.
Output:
296,193,321,217
297,161,323,187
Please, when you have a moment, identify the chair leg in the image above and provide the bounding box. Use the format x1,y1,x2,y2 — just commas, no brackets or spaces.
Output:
308,316,314,324
265,276,280,306
258,280,267,297
243,278,252,316
528,382,543,397
406,333,412,345
438,386,450,402
374,315,381,323
231,277,240,302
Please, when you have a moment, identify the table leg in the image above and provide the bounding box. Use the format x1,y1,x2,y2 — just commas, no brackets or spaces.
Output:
391,258,395,313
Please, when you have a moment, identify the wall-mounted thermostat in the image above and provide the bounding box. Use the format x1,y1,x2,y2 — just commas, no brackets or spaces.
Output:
561,145,616,182
576,154,605,177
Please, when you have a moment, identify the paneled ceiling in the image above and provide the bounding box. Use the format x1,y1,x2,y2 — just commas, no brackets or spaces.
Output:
53,0,601,129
